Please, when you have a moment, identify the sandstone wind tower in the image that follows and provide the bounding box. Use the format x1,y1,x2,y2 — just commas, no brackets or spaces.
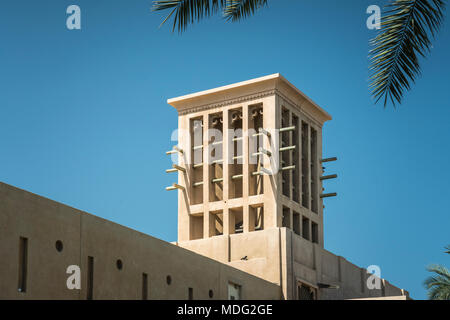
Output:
166,74,336,245
164,74,364,299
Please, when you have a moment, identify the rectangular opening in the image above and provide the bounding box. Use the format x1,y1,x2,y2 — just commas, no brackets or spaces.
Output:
281,108,291,197
249,104,263,196
310,127,318,213
190,117,204,205
18,237,28,293
297,282,316,300
231,208,243,234
210,211,223,237
229,108,243,199
188,287,194,300
228,282,241,300
190,215,204,240
293,211,300,235
209,112,224,202
282,206,291,228
301,121,309,208
249,206,264,231
142,273,148,300
302,217,310,240
292,114,300,203
311,222,319,244
87,256,94,300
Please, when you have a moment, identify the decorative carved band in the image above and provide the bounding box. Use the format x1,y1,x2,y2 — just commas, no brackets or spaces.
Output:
178,89,276,115
177,88,323,128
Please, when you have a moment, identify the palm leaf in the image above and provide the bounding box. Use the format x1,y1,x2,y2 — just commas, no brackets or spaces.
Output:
152,0,226,32
424,264,450,300
152,0,265,32
369,0,445,107
223,0,268,22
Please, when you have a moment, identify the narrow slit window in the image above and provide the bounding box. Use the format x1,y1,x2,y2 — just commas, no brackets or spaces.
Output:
310,127,318,213
282,206,291,229
18,237,28,293
293,212,300,235
302,217,310,240
301,122,309,208
311,222,319,244
87,256,94,300
191,117,204,204
188,287,194,300
142,273,148,300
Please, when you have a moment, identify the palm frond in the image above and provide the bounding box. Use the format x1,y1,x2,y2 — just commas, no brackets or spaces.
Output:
369,0,445,107
445,245,450,254
424,264,450,300
223,0,267,22
152,0,226,32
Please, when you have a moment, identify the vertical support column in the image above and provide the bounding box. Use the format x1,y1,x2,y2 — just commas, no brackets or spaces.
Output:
205,212,216,237
306,122,311,210
242,104,251,233
223,109,229,202
244,205,256,233
287,110,293,200
317,126,324,247
202,113,210,239
242,104,249,201
178,114,190,241
310,126,319,214
264,95,280,228
223,207,234,235
296,114,302,204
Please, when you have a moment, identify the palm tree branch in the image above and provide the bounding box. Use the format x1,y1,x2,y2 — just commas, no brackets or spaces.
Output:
369,0,445,107
424,264,450,300
223,0,268,22
152,0,226,32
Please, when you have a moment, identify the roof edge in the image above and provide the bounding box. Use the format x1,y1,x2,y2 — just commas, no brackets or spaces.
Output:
167,73,331,122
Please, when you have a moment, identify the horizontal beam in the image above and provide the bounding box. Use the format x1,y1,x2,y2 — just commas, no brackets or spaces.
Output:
320,174,337,181
279,126,296,132
172,164,186,173
321,157,337,163
166,183,184,191
166,146,183,155
320,192,337,198
279,145,296,152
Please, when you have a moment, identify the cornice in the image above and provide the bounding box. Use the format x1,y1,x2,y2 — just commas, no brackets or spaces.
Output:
178,89,276,115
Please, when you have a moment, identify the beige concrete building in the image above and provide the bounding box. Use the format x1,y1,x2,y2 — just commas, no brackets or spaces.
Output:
0,74,409,300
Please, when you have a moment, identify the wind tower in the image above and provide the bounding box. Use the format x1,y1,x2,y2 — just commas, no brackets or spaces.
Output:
165,74,336,245
165,74,339,299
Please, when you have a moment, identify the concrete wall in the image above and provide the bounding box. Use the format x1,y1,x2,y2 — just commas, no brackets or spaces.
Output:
178,227,409,300
285,228,409,300
177,228,282,289
0,182,281,300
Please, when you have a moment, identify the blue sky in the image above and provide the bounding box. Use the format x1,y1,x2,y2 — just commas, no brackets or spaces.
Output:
1,0,449,299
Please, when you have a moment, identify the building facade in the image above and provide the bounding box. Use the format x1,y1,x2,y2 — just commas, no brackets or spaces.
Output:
0,74,409,300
